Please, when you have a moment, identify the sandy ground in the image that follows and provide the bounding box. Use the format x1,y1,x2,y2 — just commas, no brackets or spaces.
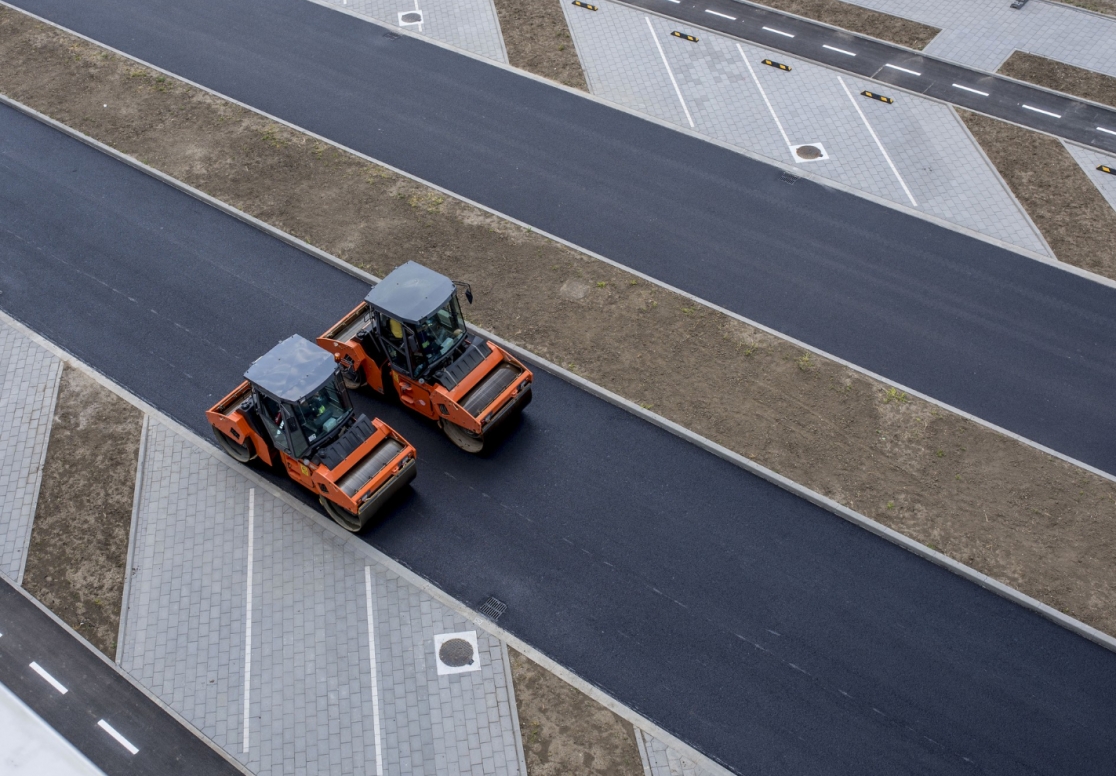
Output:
494,0,587,90
1052,0,1116,16
960,109,1116,280
509,648,644,775
21,368,143,657
749,0,939,49
1,7,1114,641
1000,50,1116,109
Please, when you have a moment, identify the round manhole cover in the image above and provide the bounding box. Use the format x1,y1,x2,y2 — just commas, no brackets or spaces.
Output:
439,638,475,668
795,145,822,160
400,11,422,23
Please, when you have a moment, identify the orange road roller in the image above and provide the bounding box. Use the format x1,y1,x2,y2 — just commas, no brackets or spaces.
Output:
206,334,417,532
318,262,532,453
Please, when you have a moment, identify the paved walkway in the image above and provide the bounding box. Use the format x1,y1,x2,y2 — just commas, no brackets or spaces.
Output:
829,0,1116,76
563,0,1050,256
0,321,61,583
1065,142,1116,212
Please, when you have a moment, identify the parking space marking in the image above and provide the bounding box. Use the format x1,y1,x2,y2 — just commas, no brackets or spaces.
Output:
1022,104,1061,119
1099,127,1116,136
823,44,856,56
737,45,791,148
762,26,794,38
241,488,254,754
29,662,68,694
97,720,139,755
838,76,918,206
884,63,921,76
705,9,735,19
364,567,385,776
646,17,695,128
953,84,989,96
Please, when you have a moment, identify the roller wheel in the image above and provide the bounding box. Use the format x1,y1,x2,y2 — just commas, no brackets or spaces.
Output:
321,497,364,533
212,426,255,463
342,368,365,391
441,420,485,454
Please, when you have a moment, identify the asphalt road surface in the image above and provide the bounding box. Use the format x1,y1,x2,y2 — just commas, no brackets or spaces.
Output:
619,0,1116,153
4,101,1116,775
7,0,1116,477
0,578,241,775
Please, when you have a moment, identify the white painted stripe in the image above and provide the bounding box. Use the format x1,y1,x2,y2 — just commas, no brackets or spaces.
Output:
884,63,920,76
738,45,791,148
364,567,384,776
823,44,856,56
704,9,735,19
646,17,695,128
29,663,67,695
97,720,139,755
1022,104,1061,118
762,25,794,37
952,83,989,96
1096,126,1116,136
839,76,918,207
241,488,254,754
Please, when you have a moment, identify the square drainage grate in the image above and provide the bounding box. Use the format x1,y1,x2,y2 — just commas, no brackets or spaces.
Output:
383,31,401,40
478,596,507,621
781,171,801,185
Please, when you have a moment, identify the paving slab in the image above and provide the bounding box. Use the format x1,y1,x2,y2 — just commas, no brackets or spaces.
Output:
637,727,727,776
0,319,61,583
1064,141,1116,213
120,419,524,775
562,0,1050,255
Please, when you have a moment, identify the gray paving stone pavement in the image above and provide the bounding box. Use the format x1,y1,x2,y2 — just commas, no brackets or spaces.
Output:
121,419,524,775
636,728,728,776
316,0,508,63
1064,141,1116,213
562,0,1050,256
0,319,62,583
822,0,1116,76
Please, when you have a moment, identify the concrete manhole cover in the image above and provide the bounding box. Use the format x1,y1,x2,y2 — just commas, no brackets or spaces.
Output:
438,638,474,668
795,145,822,160
399,10,423,24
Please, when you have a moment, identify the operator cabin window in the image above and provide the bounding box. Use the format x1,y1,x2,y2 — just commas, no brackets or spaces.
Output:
258,393,287,448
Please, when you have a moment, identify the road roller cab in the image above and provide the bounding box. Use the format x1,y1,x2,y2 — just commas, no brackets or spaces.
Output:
318,262,532,452
206,335,416,532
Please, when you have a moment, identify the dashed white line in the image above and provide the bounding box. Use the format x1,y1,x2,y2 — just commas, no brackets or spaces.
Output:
1095,126,1116,136
29,662,67,695
838,76,918,207
1022,104,1061,119
364,567,385,776
823,44,856,56
241,488,254,754
952,83,989,96
646,17,695,128
738,45,791,147
97,720,139,755
762,25,794,37
884,63,921,76
705,9,735,19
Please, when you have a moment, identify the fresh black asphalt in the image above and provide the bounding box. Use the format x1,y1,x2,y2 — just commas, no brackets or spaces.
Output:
6,0,1116,476
0,577,240,775
620,0,1116,153
4,102,1116,775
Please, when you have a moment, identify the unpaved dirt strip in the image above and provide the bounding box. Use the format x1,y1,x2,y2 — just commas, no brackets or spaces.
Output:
1051,0,1116,17
959,109,1116,280
999,51,1116,110
493,0,588,90
748,0,939,49
22,367,144,657
2,6,1115,637
509,647,644,776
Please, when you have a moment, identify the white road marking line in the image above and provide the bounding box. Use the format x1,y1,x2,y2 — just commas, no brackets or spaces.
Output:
762,26,794,37
884,63,920,76
97,720,139,755
952,83,989,96
241,488,254,754
364,567,385,776
823,44,856,56
1098,126,1116,136
646,17,695,128
738,45,791,147
29,662,67,695
705,9,736,19
838,76,918,207
1022,104,1061,118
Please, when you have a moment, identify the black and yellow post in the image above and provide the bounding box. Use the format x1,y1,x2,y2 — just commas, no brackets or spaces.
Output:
1099,164,1116,176
762,59,791,71
861,91,894,104
572,0,598,9
671,31,699,42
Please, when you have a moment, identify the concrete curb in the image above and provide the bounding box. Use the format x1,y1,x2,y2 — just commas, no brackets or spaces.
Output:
16,357,62,587
116,414,148,666
0,568,256,776
3,89,1113,488
499,640,530,776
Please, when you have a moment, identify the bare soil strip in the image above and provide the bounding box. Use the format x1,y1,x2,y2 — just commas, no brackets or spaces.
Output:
509,647,644,775
749,0,939,49
999,50,1116,109
493,0,588,90
1050,0,1116,17
22,367,143,657
2,7,1114,637
959,109,1116,280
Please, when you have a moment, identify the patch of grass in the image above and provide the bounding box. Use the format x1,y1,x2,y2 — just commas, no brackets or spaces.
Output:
883,387,909,404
